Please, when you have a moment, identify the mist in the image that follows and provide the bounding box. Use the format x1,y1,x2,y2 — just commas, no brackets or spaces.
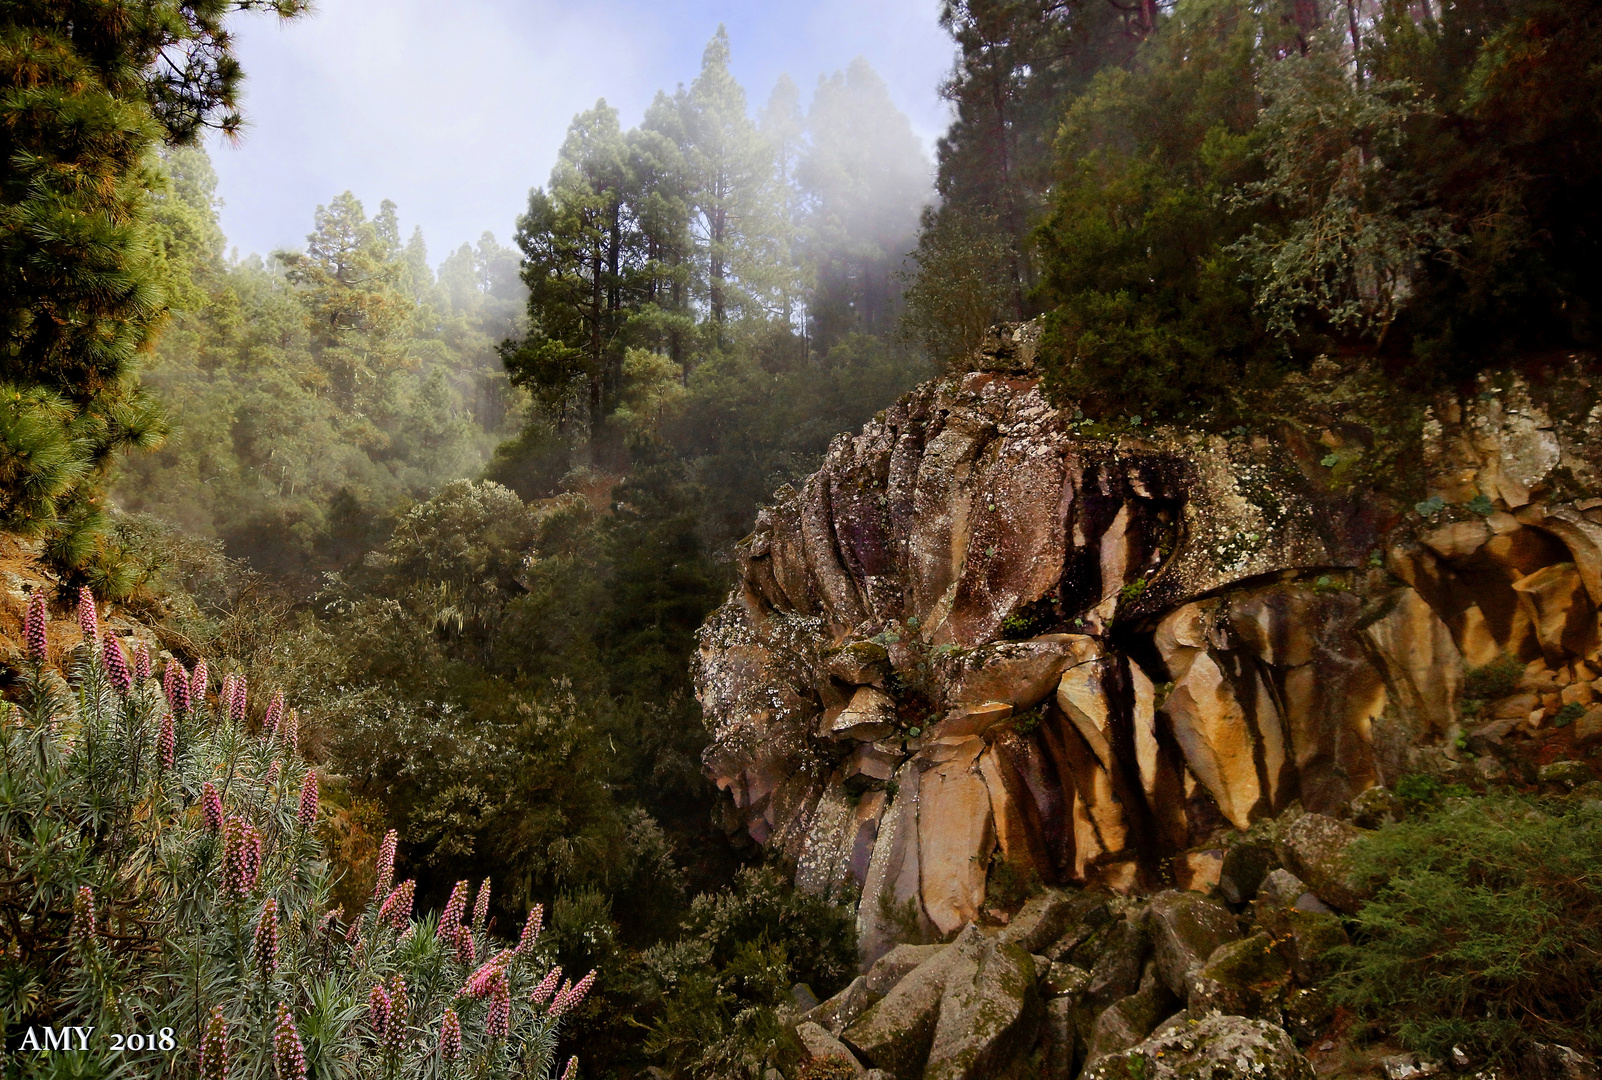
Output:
204,0,953,260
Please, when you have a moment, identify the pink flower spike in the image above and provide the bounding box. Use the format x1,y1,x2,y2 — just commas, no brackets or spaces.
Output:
265,760,280,787
368,983,391,1038
439,880,469,936
297,769,318,827
24,593,47,661
164,660,190,715
157,713,175,770
76,586,97,641
199,1005,229,1080
531,965,563,1006
229,674,247,724
202,782,224,830
262,690,284,739
485,973,510,1038
550,971,595,1018
254,897,280,978
280,710,299,756
133,640,151,684
560,1056,580,1080
190,659,208,707
373,830,397,900
383,975,409,1056
438,1008,462,1062
517,903,543,953
71,885,96,948
272,1004,305,1080
103,633,131,695
472,879,491,929
376,879,415,929
462,950,516,998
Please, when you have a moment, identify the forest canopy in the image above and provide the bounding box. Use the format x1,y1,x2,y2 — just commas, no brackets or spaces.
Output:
909,0,1602,416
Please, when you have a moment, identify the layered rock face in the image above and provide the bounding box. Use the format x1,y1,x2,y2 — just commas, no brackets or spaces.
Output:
694,327,1602,960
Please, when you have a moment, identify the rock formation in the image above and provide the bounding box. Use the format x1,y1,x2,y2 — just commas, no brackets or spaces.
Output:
694,324,1602,969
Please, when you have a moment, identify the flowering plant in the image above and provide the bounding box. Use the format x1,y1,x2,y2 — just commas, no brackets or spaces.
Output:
0,590,587,1078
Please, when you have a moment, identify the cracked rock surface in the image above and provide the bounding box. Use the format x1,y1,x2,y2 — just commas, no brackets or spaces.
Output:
694,328,1602,965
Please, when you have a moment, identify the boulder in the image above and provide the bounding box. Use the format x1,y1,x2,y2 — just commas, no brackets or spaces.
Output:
796,1022,866,1077
1082,1014,1315,1080
1041,996,1079,1080
1154,607,1265,829
804,976,882,1036
825,685,900,742
1359,587,1463,738
924,937,1041,1080
947,636,1093,710
1349,786,1405,828
1255,869,1307,910
1522,1044,1601,1080
844,744,902,792
1274,813,1370,913
1045,961,1092,999
842,924,984,1077
864,943,945,996
1512,563,1598,664
1217,844,1279,906
1145,891,1241,997
1185,932,1292,1019
1281,909,1348,985
1281,986,1335,1043
1539,759,1592,788
997,888,1081,953
1086,916,1149,1012
1579,704,1602,743
856,761,933,966
1084,961,1178,1066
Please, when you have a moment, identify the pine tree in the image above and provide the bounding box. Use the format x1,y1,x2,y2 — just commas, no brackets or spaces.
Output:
800,59,930,350
759,74,811,331
678,27,779,330
279,192,411,406
0,0,306,574
506,102,636,445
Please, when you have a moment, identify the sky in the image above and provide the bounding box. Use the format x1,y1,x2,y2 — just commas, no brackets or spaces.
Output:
208,0,956,265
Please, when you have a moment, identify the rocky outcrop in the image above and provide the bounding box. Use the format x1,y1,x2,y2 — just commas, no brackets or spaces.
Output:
1083,1014,1315,1080
696,329,1602,962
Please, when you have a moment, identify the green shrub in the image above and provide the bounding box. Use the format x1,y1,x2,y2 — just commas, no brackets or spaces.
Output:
637,867,857,1079
1333,794,1602,1072
1463,654,1524,701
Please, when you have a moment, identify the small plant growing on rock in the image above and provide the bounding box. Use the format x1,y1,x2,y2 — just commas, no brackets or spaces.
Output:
1464,654,1524,701
797,1056,858,1080
1553,702,1585,728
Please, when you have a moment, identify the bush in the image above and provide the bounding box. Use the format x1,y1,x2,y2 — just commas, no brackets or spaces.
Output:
1333,794,1602,1072
637,866,858,1079
0,589,588,1079
1463,654,1524,702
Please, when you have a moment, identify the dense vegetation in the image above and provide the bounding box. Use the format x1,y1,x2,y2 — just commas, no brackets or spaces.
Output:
0,591,587,1079
1,0,306,581
907,0,1602,416
1336,790,1602,1072
6,0,1602,1077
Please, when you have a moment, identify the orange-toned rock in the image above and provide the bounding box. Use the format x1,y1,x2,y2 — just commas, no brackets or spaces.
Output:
1511,562,1599,663
697,343,1602,945
917,737,995,935
1359,587,1462,737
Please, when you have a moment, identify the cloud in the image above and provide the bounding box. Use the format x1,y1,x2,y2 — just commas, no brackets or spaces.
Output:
209,0,953,263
